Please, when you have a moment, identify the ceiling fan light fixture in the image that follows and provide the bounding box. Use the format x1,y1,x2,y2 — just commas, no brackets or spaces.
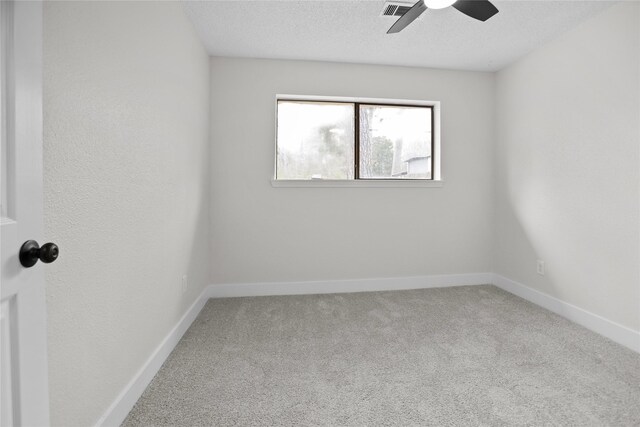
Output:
424,0,457,9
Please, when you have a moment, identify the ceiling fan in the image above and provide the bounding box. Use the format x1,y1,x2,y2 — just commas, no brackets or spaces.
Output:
387,0,499,34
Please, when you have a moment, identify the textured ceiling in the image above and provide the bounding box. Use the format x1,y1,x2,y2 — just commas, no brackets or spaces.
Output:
183,0,615,72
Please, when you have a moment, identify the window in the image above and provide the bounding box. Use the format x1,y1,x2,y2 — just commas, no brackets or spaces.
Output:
276,101,355,180
275,96,438,184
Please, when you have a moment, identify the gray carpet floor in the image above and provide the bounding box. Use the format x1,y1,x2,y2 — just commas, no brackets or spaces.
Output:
123,285,640,426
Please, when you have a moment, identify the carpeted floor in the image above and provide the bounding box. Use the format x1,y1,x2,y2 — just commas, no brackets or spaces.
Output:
123,285,640,426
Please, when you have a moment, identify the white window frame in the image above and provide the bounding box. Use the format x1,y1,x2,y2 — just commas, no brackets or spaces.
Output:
272,94,442,188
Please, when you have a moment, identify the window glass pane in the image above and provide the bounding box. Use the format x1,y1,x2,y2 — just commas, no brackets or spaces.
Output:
359,105,432,179
277,101,354,180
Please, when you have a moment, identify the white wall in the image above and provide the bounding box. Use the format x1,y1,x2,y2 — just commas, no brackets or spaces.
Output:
495,2,640,331
210,58,495,285
43,2,210,425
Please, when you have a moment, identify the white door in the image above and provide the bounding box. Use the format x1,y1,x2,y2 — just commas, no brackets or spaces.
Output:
0,1,50,426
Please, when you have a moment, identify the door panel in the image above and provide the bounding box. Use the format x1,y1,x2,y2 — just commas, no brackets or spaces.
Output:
1,297,17,427
0,1,49,426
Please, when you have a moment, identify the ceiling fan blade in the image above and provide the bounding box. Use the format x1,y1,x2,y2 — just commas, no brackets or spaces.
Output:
452,0,498,22
387,0,427,34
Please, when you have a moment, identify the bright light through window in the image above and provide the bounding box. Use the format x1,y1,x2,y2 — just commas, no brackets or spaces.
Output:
359,104,432,179
276,98,434,181
277,101,354,180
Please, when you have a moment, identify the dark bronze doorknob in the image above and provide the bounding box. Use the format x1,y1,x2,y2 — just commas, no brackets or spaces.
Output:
19,240,59,268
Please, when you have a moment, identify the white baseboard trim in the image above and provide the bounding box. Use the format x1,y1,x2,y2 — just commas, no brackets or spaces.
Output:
205,272,494,298
94,288,210,427
492,274,640,353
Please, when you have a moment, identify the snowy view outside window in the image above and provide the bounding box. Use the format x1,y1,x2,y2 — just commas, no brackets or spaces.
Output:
276,99,432,180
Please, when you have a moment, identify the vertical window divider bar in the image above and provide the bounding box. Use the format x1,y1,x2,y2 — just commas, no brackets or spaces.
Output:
275,101,280,179
430,106,435,181
354,103,360,180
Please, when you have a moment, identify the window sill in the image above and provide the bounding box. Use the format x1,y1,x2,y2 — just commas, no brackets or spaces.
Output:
271,179,444,188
